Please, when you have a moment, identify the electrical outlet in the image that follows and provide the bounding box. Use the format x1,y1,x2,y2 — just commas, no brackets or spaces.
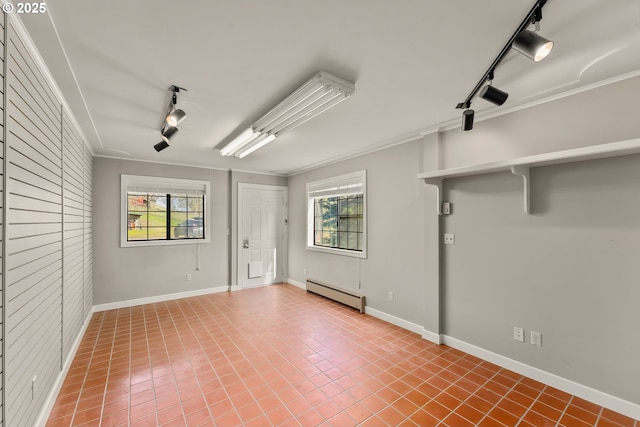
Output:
303,268,307,275
531,331,542,347
31,375,37,400
442,202,452,215
186,274,192,281
444,233,455,245
513,327,524,342
388,291,394,301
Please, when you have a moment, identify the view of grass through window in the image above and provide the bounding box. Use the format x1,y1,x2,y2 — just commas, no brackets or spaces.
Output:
127,192,204,241
314,194,363,251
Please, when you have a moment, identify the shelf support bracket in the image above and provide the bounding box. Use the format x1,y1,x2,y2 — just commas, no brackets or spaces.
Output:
510,165,530,214
422,178,443,215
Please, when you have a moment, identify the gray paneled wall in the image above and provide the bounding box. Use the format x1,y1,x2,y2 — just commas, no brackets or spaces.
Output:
5,18,63,427
1,17,93,427
83,146,93,319
62,110,84,361
0,11,5,427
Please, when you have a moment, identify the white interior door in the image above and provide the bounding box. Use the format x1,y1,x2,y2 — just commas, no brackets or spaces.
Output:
239,185,286,288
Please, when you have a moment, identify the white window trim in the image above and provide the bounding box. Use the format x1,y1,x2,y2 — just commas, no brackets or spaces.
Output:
306,170,367,259
121,174,211,248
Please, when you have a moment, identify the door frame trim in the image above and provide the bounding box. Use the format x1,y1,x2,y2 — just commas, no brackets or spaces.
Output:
237,183,288,289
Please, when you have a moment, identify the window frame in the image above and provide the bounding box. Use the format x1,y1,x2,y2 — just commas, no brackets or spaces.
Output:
306,170,367,259
120,174,211,248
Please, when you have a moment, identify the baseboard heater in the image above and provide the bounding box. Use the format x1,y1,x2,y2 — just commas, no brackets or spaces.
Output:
306,279,365,313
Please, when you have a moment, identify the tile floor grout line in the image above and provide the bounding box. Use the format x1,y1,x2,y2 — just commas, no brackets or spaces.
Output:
165,299,198,426
186,296,246,426
441,363,510,426
67,311,105,427
595,405,604,426
96,310,120,427
154,301,189,426
141,303,159,426
513,376,547,426
553,385,574,427
45,284,639,427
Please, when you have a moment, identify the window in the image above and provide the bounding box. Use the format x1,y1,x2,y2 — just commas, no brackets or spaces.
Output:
121,175,210,247
306,170,366,258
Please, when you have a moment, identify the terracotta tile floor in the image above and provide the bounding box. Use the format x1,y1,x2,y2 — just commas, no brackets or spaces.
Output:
46,284,638,427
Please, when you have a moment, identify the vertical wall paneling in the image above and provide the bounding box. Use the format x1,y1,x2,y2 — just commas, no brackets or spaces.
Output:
0,9,6,427
4,19,63,427
62,109,84,361
83,145,92,318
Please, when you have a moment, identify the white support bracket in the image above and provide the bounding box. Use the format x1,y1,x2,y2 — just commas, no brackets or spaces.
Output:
422,178,443,215
510,165,530,214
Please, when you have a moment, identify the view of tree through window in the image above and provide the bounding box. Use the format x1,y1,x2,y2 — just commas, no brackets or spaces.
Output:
313,194,363,251
127,192,204,241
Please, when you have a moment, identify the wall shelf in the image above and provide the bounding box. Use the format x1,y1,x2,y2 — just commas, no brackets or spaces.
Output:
418,138,640,214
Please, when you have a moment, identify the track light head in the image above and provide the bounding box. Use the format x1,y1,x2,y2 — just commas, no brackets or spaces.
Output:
154,85,188,152
161,126,179,143
166,109,187,127
513,30,553,62
154,141,170,152
479,85,509,106
462,109,475,131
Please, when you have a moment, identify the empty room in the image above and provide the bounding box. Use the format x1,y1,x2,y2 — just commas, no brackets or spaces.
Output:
1,0,639,426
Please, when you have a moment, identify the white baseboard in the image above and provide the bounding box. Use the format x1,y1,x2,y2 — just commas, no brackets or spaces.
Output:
93,286,229,312
421,329,442,345
364,306,424,336
286,278,306,290
35,311,93,427
441,335,640,421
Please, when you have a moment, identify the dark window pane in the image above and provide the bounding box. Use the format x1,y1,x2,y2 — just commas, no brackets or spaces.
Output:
312,193,363,252
127,192,204,242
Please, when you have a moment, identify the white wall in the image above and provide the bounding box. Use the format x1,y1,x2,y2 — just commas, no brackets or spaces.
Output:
287,74,640,412
288,140,427,327
442,155,640,404
92,158,230,304
1,14,94,427
440,76,640,169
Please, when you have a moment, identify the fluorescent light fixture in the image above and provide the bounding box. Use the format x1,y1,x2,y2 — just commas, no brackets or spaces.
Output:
166,109,186,127
513,30,553,62
220,71,355,157
219,127,261,156
237,134,277,159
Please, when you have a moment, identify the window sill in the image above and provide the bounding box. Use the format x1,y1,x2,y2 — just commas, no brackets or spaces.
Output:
306,245,367,259
121,238,210,248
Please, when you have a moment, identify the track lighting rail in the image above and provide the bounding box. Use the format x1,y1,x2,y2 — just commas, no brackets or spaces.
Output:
456,0,549,110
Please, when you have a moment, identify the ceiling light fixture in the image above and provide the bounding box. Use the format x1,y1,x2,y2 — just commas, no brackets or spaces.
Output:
161,126,179,142
220,71,355,158
462,109,475,131
154,141,170,152
154,85,187,152
455,0,552,131
513,30,553,62
166,108,187,127
479,84,509,106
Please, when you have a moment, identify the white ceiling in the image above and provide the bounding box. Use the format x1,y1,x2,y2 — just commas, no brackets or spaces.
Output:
21,0,640,175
